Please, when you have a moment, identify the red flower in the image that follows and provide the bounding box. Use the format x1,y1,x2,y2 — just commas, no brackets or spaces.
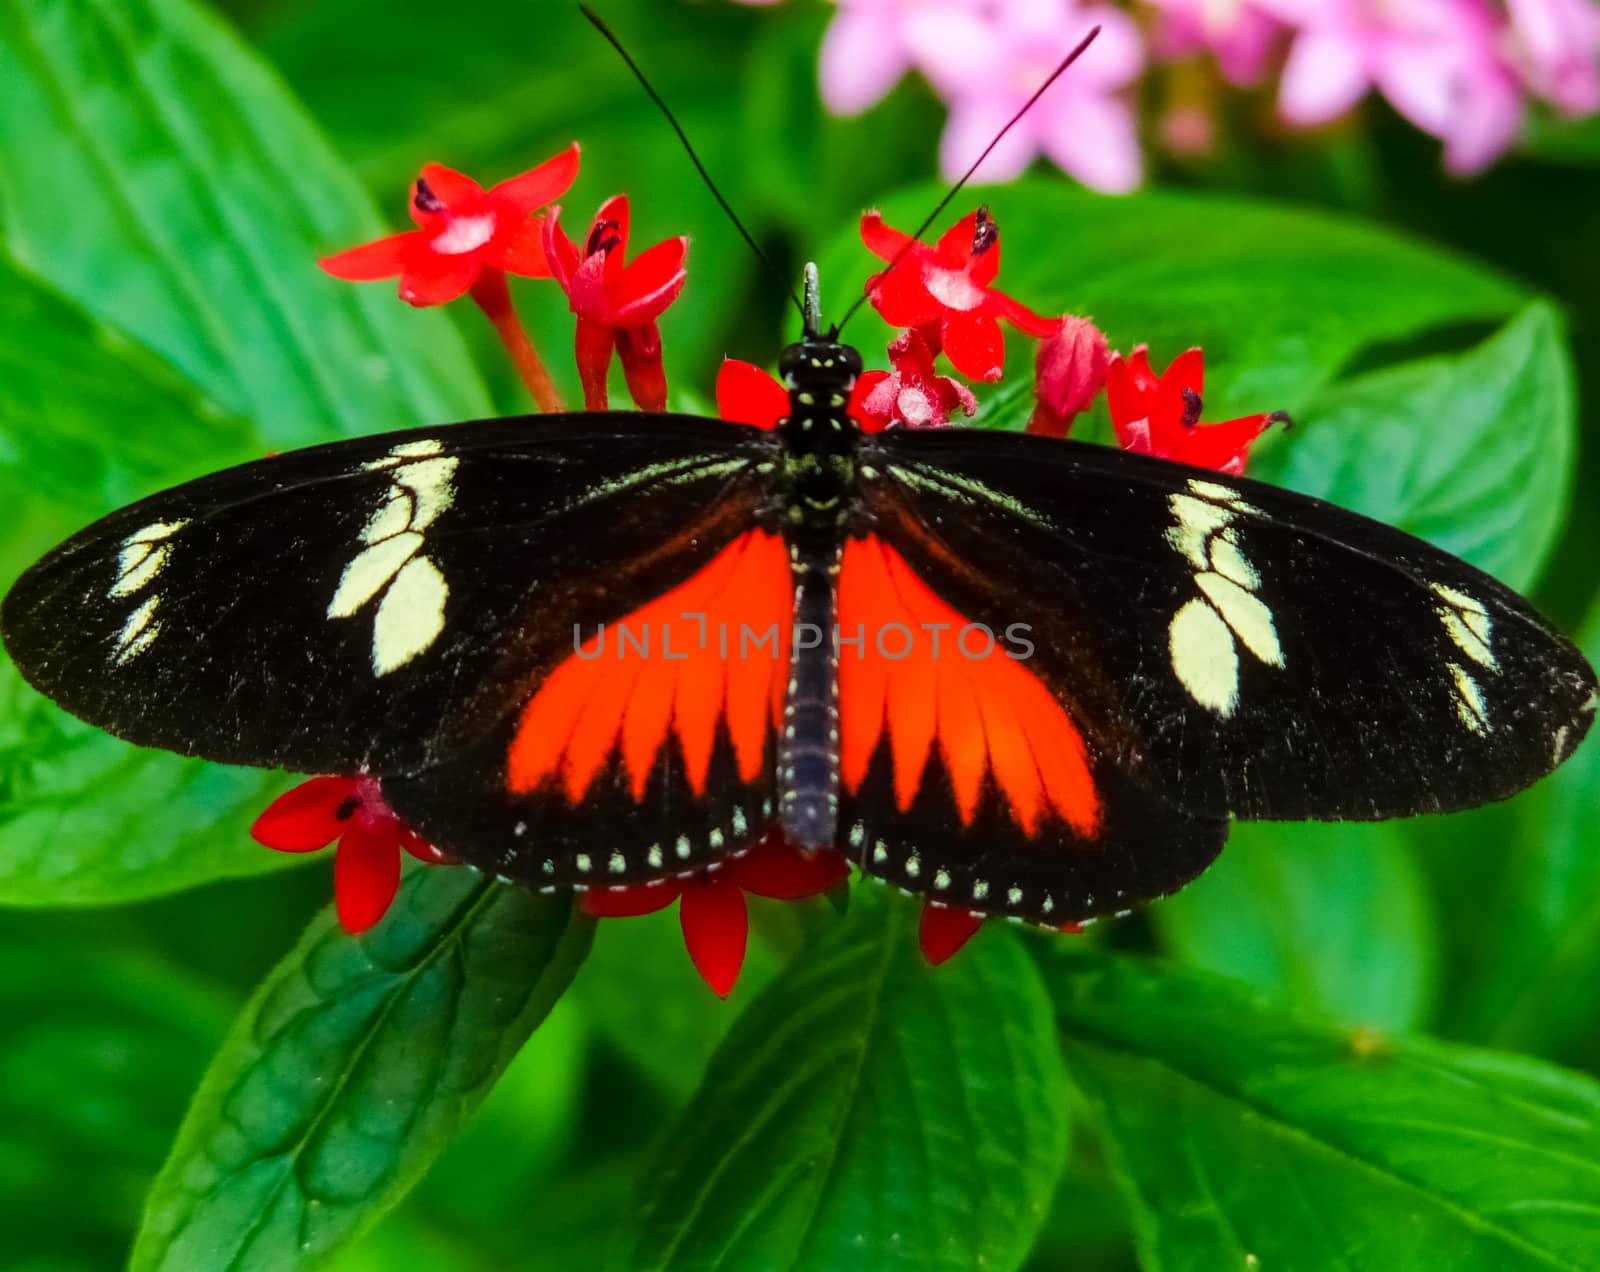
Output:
1029,315,1110,438
582,830,850,997
862,207,1055,383
251,775,450,934
319,146,580,307
854,329,976,431
544,194,688,412
715,358,789,429
919,903,1087,966
1107,346,1287,475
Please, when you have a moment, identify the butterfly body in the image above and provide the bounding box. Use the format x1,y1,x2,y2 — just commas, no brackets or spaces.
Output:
3,315,1595,929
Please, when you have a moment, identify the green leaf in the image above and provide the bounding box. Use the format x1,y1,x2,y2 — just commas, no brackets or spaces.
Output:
1044,948,1600,1271
1250,302,1576,591
820,179,1528,417
1457,597,1600,1063
1154,821,1438,1032
625,891,1068,1272
0,0,489,448
131,869,592,1271
0,257,306,905
0,937,229,1272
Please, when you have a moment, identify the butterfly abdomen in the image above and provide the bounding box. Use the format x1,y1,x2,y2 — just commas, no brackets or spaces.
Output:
779,549,842,849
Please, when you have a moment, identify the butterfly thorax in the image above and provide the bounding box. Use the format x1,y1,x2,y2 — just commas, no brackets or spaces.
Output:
776,337,864,542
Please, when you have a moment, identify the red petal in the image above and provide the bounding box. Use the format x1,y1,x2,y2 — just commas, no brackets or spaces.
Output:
251,776,359,853
716,358,789,429
732,831,851,900
859,210,916,263
583,883,682,918
319,232,426,282
933,210,980,266
609,237,688,325
593,193,632,291
481,214,551,278
987,289,1058,338
887,327,938,381
334,822,402,934
870,266,942,328
397,826,453,864
414,162,485,216
941,311,1005,382
1104,352,1148,429
680,875,748,997
1166,347,1206,396
398,252,480,307
1173,413,1277,474
488,142,581,214
849,370,893,432
616,322,668,412
542,207,580,292
574,318,614,410
919,904,984,966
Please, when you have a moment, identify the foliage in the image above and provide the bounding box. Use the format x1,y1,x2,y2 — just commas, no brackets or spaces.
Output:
0,0,1596,1269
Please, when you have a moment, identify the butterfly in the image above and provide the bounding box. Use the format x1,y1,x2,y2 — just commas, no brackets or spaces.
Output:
2,279,1596,930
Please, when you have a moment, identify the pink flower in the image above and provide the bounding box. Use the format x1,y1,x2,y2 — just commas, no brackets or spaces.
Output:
855,329,977,430
1029,314,1109,437
818,0,985,115
1505,0,1600,115
1146,0,1287,86
1268,0,1524,175
910,0,1145,192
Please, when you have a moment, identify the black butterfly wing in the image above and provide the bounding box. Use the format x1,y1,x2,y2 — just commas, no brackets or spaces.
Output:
2,412,790,888
828,428,1595,927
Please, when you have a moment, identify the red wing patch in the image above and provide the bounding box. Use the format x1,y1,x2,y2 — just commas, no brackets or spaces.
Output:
509,530,792,802
836,534,1101,838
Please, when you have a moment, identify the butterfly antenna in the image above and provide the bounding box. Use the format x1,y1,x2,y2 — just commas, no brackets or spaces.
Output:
580,5,805,322
836,25,1101,333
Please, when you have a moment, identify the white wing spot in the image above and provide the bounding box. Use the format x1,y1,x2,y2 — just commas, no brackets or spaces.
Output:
371,556,448,676
112,597,160,665
1196,572,1283,667
1170,597,1240,717
1432,583,1497,673
333,442,458,675
1208,529,1259,590
1449,662,1489,735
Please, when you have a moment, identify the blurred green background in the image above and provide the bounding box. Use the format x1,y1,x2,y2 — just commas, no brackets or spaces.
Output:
1,0,1598,1268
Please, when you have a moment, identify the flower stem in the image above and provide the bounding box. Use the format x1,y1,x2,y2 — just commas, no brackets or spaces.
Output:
470,269,564,413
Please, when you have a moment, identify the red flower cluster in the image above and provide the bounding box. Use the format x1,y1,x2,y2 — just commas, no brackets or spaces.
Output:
583,830,849,997
251,775,449,934
299,157,1290,986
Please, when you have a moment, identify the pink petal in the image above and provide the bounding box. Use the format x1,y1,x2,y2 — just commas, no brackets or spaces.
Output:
819,9,912,115
251,776,359,853
939,96,1040,185
1278,30,1372,125
334,822,402,934
680,876,748,998
1040,92,1145,194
